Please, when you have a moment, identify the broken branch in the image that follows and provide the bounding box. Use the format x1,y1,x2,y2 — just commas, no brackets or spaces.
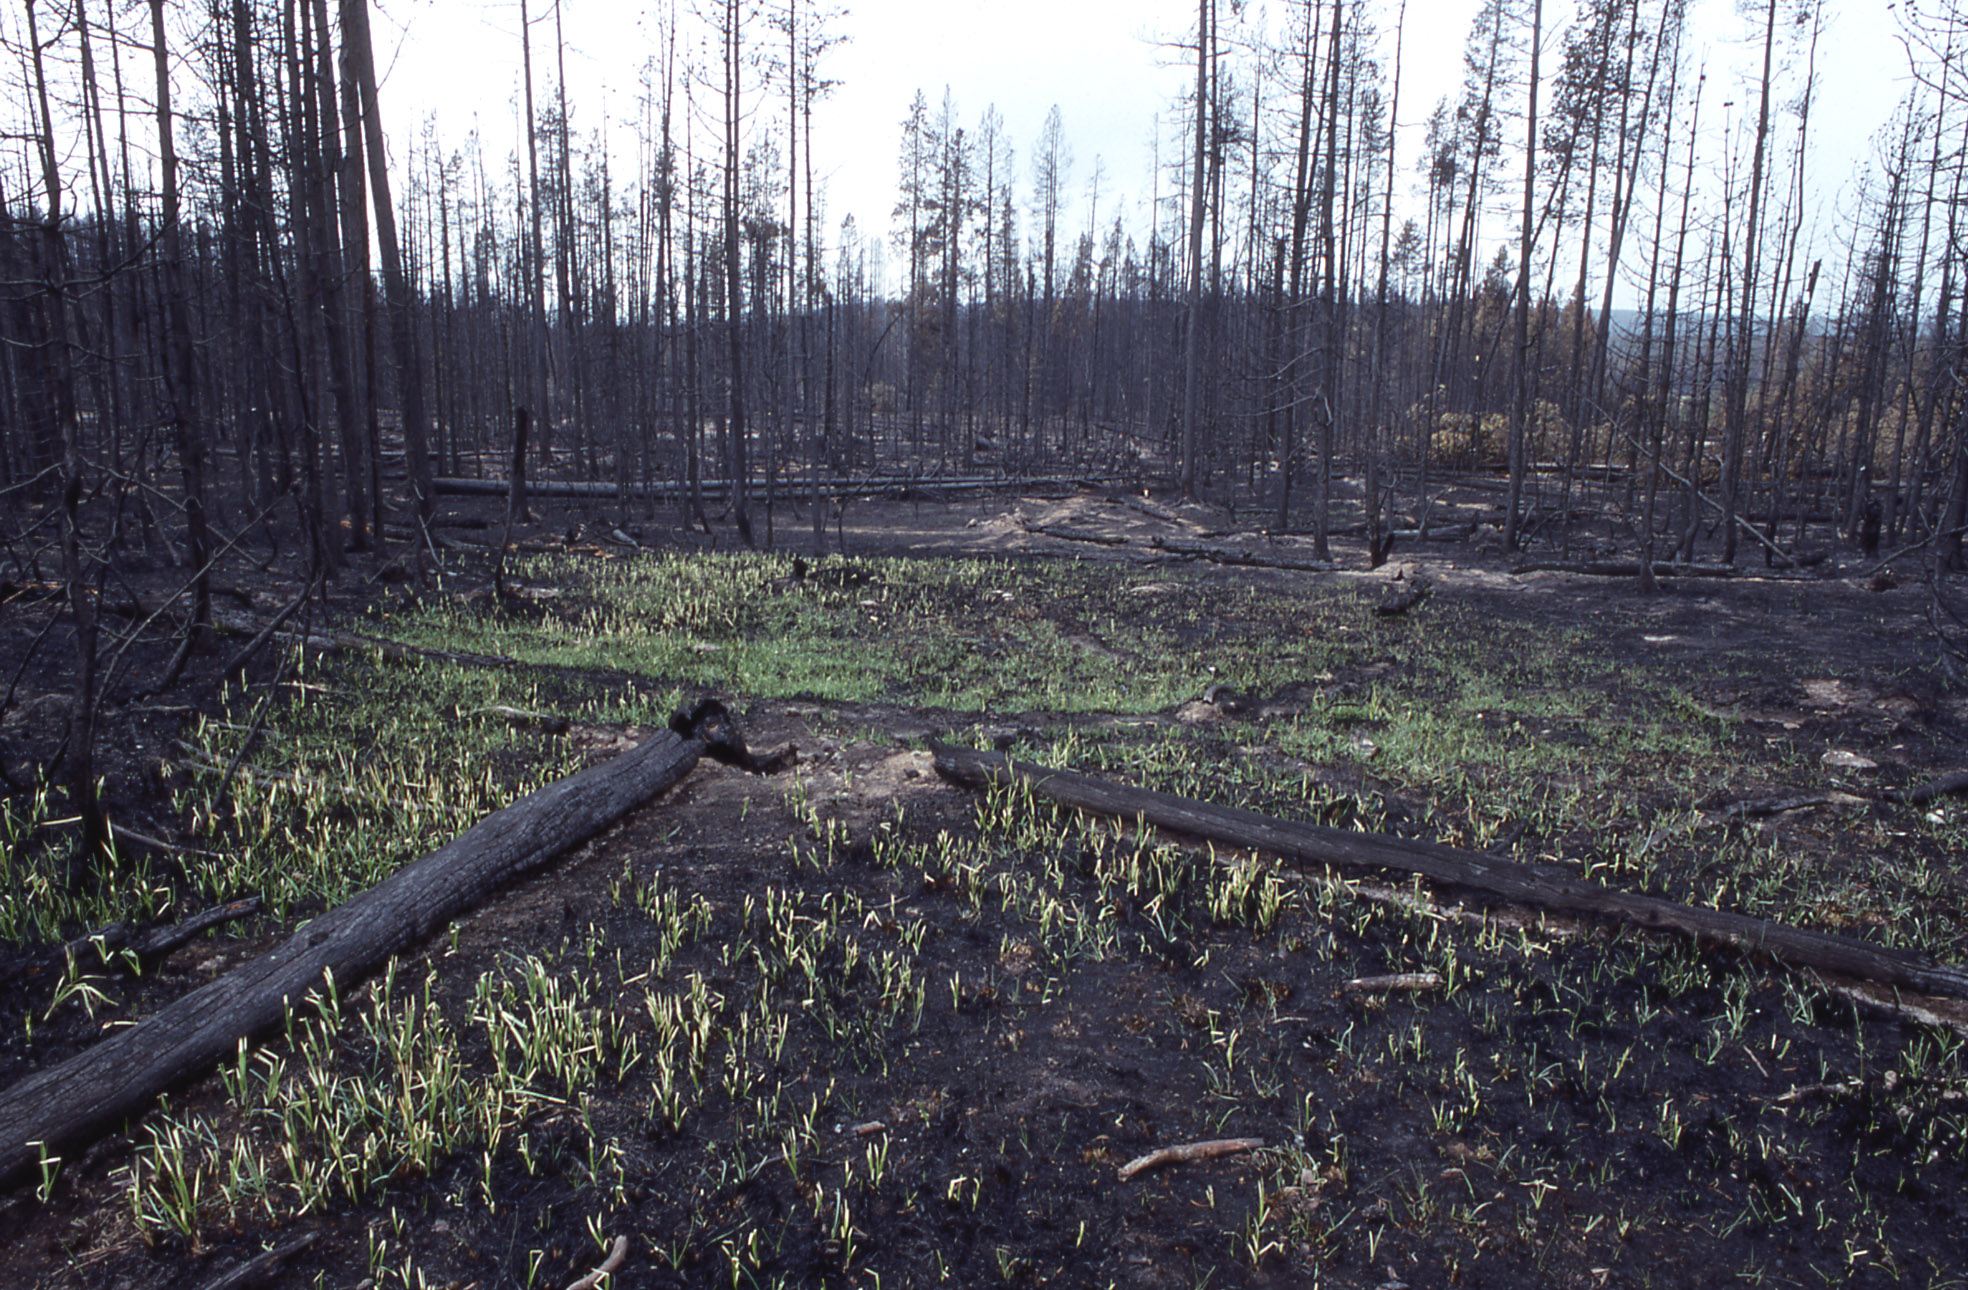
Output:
1117,1137,1266,1181
562,1234,630,1290
192,1231,320,1290
1343,972,1443,994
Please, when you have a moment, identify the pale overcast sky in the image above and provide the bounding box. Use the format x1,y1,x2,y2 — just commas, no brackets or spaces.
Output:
374,0,1911,289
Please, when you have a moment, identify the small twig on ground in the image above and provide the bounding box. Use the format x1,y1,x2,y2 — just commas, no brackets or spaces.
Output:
60,896,261,969
106,822,223,859
1709,791,1866,819
1483,818,1533,855
212,613,520,671
1770,1069,1968,1106
128,896,262,960
1116,1137,1265,1181
472,704,573,734
1511,559,1741,579
1343,972,1444,994
563,1235,629,1290
192,1230,319,1290
1148,534,1334,572
211,646,300,815
1111,493,1199,529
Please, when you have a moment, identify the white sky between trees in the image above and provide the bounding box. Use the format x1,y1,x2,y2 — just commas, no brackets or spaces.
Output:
377,0,1908,303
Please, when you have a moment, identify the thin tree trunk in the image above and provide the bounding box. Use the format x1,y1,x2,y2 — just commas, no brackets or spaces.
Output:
722,0,754,547
1179,0,1210,499
25,0,107,856
343,0,431,536
1504,0,1543,552
149,0,214,631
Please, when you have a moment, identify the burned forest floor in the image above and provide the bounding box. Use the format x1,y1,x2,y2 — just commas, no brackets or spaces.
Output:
2,482,1968,1289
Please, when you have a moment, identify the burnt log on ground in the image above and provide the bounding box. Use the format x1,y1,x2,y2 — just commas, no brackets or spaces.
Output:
1892,771,1968,806
1707,791,1857,819
1110,494,1198,528
0,701,772,1187
1017,517,1131,547
1148,535,1335,572
1321,523,1480,542
1710,776,1968,817
1512,560,1742,579
1401,524,1480,542
930,746,1968,1000
434,474,1098,503
191,1231,320,1290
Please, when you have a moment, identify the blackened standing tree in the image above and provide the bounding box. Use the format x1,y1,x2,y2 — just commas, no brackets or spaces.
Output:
149,0,214,635
975,105,1010,449
24,0,106,855
721,0,756,546
329,0,382,549
519,0,550,483
343,0,432,540
1275,0,1322,530
1723,0,1779,564
932,94,972,462
1031,104,1069,450
301,0,370,552
1311,0,1344,559
1180,0,1212,498
1503,0,1541,551
1632,22,1692,593
893,90,932,453
1366,0,1408,563
1588,0,1679,515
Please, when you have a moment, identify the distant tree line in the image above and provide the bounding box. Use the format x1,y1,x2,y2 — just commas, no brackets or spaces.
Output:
5,0,1968,587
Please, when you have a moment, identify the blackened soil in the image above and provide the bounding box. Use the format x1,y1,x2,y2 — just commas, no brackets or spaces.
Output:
5,727,1966,1289
1,491,1966,1289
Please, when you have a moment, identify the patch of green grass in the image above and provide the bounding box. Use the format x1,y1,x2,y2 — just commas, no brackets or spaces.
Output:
0,782,173,944
388,553,1373,713
121,949,647,1243
163,656,679,921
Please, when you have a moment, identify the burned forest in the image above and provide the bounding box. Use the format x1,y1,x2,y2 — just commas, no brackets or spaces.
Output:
3,0,1968,1286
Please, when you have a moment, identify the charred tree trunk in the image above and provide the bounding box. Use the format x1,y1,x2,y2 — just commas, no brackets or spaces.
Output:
0,717,749,1187
150,0,214,633
932,745,1968,1000
343,0,431,535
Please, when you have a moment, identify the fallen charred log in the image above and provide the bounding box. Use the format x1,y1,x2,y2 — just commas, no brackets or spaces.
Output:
930,745,1968,1000
1148,535,1334,572
432,474,1095,503
1512,560,1741,579
0,701,772,1187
